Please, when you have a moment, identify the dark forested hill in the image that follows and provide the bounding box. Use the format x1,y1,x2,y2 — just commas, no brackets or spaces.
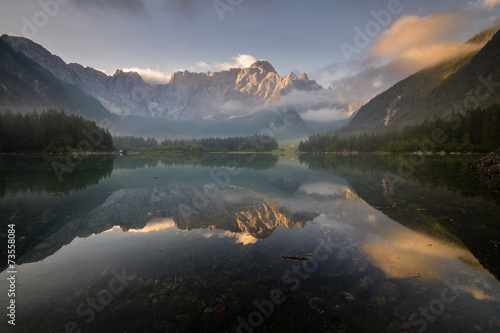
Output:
0,109,113,153
348,26,500,128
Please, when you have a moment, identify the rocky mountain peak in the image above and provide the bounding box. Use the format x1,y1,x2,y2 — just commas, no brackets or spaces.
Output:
299,73,309,81
249,60,277,74
0,35,323,122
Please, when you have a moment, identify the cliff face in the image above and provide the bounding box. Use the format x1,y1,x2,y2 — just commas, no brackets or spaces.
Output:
0,35,322,121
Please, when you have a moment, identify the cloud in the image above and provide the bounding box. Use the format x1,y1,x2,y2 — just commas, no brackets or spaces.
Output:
215,87,353,122
122,67,171,85
203,230,258,245
214,54,257,70
128,217,175,233
325,12,485,106
95,68,110,75
196,61,211,69
475,0,500,9
220,231,258,245
300,108,352,123
272,89,333,107
298,182,352,196
370,13,481,67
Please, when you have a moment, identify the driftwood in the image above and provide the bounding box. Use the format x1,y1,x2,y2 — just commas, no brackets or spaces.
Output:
280,255,312,261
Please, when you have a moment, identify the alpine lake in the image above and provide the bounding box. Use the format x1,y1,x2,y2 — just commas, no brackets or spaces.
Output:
1,152,499,333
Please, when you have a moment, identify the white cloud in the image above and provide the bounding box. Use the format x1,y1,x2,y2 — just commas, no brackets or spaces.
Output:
476,0,500,9
202,230,258,245
372,78,382,88
95,68,110,75
220,231,258,245
128,218,175,233
122,67,171,85
196,61,211,69
370,14,482,67
272,89,339,108
214,54,257,70
299,182,352,196
300,107,351,123
323,12,485,107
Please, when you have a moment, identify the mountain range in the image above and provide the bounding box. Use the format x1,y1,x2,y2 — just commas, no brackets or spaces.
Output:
0,34,342,138
1,25,500,138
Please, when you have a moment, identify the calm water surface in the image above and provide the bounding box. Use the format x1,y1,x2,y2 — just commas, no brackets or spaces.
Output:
0,154,499,333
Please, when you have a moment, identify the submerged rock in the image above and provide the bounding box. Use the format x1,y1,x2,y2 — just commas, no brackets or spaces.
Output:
470,148,500,190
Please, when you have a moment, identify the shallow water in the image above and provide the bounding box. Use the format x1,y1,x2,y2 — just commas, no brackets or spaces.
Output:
1,154,499,332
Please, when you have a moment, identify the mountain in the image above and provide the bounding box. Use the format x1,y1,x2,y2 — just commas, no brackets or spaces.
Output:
0,36,115,122
0,34,332,138
348,25,500,128
17,185,307,265
114,108,310,140
0,35,322,122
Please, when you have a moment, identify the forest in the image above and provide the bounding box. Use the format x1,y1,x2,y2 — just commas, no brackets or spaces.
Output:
113,135,158,150
0,109,113,153
115,135,279,153
0,110,279,155
299,104,500,153
158,136,279,152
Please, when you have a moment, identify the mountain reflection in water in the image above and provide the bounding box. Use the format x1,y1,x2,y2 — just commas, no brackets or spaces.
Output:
0,154,499,332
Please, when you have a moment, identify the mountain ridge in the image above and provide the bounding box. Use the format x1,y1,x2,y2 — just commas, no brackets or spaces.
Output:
0,36,115,122
0,34,322,122
347,25,500,128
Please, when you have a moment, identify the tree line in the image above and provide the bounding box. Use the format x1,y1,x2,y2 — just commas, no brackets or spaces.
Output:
0,109,280,155
116,135,279,153
113,136,158,150
158,136,278,153
0,109,113,153
299,104,500,153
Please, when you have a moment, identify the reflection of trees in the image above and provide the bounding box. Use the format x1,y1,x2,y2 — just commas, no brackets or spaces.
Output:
160,153,278,170
299,153,500,202
112,156,159,170
0,155,114,197
299,153,500,279
114,153,278,170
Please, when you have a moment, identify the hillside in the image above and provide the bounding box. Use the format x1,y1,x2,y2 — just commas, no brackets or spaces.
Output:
0,38,115,122
348,25,500,128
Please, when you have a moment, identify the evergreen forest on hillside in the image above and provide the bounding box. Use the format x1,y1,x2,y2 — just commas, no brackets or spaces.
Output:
299,104,500,153
0,109,279,155
0,109,113,153
114,135,279,153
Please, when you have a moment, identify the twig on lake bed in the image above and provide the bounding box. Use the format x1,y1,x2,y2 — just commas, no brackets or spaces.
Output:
280,255,312,261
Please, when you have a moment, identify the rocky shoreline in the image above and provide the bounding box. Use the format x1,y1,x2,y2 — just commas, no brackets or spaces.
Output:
470,147,500,190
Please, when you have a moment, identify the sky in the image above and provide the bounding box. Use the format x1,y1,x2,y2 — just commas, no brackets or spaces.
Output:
1,0,500,102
